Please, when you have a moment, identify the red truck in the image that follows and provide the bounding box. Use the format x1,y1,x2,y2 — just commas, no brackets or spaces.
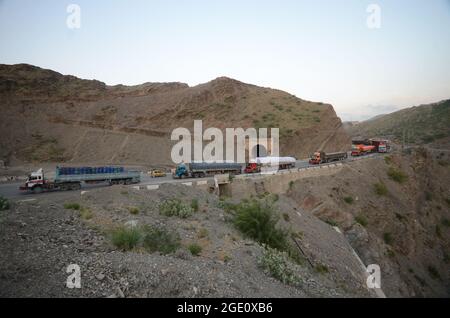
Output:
370,139,389,153
244,157,296,174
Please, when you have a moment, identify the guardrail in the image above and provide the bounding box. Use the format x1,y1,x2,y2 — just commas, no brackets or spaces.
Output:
122,153,382,191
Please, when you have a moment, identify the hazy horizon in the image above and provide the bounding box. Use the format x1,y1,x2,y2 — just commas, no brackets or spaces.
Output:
1,0,450,121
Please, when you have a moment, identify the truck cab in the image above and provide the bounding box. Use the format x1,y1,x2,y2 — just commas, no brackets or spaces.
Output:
309,152,323,165
20,169,46,191
244,163,261,174
351,145,361,156
173,163,189,179
378,143,387,153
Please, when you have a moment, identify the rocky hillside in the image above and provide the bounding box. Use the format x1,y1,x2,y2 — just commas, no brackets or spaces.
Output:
0,183,375,298
287,148,450,297
0,64,350,166
346,100,450,146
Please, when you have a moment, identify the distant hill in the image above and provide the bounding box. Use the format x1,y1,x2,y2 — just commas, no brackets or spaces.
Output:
345,100,450,145
0,64,350,166
342,121,360,131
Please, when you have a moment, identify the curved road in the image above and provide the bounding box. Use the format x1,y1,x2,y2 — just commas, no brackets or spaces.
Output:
0,152,380,200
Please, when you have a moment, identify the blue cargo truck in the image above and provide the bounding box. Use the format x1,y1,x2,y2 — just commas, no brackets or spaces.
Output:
20,167,141,193
173,162,242,179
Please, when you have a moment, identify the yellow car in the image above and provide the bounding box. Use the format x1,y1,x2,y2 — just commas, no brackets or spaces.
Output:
149,170,166,178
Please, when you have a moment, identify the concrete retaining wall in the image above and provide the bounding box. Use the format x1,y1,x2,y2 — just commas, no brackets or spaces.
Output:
132,179,213,192
230,164,344,200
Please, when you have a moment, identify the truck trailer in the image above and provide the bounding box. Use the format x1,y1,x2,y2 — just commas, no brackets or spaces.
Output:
370,139,390,153
309,151,348,165
20,167,141,193
351,144,376,156
352,139,390,154
173,162,242,179
244,157,296,174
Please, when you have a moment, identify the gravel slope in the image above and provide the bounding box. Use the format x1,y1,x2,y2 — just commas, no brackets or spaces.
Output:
0,184,373,298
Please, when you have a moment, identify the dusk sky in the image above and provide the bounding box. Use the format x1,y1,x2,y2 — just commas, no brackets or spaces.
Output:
1,0,449,121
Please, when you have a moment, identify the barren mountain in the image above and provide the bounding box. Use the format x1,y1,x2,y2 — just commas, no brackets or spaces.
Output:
0,64,350,167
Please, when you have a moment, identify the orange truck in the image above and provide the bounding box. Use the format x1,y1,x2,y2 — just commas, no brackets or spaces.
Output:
351,144,376,157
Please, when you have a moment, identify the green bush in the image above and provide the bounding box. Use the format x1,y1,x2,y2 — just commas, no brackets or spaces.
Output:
159,199,194,219
344,196,354,204
232,199,288,251
259,246,300,286
355,215,368,227
0,196,10,211
79,207,93,220
188,243,202,256
128,207,140,215
289,181,294,190
325,219,338,227
315,264,329,274
444,253,450,264
387,249,395,258
383,232,394,245
427,266,441,280
374,183,388,196
387,168,408,184
143,226,180,255
111,226,142,251
217,200,238,214
441,218,450,227
436,225,442,239
64,203,81,210
197,228,209,239
384,156,393,165
190,199,199,212
282,213,290,222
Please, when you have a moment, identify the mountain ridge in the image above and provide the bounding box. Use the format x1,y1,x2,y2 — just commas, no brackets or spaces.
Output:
0,63,350,166
345,99,450,145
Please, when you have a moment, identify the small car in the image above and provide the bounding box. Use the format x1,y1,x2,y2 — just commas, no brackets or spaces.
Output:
149,169,167,178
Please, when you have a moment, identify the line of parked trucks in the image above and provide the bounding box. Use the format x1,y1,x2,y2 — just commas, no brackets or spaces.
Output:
308,139,390,164
19,139,390,193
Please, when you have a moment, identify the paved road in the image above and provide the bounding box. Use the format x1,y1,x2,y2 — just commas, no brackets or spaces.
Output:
0,173,211,200
0,152,380,200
